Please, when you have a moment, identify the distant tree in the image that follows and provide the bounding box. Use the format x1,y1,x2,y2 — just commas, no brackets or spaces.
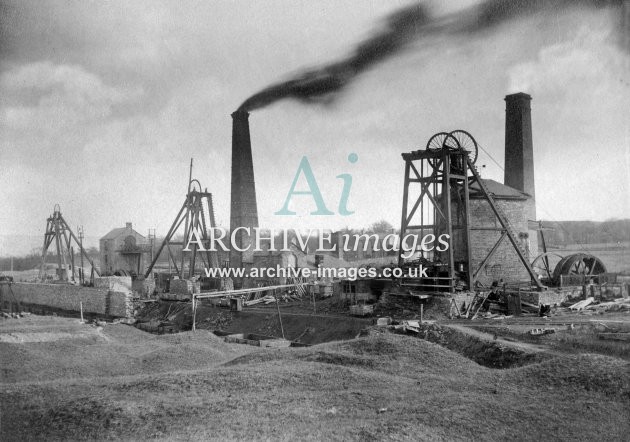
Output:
369,220,394,233
543,219,630,246
0,252,40,272
82,246,97,258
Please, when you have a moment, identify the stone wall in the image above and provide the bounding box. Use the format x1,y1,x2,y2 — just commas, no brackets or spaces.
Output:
451,198,538,286
518,288,580,307
0,282,133,317
94,276,132,292
170,278,200,295
132,277,156,298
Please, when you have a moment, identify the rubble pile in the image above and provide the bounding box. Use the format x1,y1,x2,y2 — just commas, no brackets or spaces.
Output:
559,297,630,315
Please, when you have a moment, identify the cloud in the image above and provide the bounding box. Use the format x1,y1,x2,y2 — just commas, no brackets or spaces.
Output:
1,61,143,131
508,25,628,93
507,20,630,143
507,22,630,221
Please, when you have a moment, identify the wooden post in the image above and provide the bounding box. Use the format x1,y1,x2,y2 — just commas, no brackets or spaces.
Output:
444,153,455,292
192,295,196,332
420,304,423,324
398,161,411,267
80,301,84,323
275,295,285,339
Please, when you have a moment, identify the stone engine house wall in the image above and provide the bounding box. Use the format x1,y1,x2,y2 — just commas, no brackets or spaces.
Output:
451,197,539,286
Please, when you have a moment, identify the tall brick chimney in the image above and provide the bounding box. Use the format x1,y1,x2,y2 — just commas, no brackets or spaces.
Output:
504,92,535,201
230,110,258,273
505,92,538,258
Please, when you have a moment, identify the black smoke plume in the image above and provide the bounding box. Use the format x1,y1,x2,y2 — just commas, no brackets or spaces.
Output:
238,0,626,112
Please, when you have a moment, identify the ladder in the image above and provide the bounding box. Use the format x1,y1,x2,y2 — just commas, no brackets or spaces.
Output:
467,158,543,289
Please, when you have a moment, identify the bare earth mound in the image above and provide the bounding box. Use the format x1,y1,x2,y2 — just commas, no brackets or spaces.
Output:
0,317,254,383
1,316,628,441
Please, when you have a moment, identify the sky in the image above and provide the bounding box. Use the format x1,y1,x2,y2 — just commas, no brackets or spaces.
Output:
0,0,629,256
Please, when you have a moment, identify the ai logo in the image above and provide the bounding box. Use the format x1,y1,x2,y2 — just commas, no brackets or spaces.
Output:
275,153,358,216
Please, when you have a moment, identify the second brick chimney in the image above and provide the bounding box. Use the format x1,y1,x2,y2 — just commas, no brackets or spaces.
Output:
504,92,535,201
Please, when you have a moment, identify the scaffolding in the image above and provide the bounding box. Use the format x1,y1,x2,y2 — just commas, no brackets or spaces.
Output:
144,160,219,279
398,131,543,292
39,205,99,284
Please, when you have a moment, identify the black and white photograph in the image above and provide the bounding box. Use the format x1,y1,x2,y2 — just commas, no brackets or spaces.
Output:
1,0,629,440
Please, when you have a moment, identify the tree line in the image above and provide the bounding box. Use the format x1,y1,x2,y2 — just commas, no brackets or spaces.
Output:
542,219,630,246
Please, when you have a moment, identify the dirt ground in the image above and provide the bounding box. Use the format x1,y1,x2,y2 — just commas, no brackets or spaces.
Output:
1,311,629,441
138,298,374,345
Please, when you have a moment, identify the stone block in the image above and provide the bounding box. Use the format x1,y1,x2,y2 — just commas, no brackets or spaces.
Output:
94,276,132,293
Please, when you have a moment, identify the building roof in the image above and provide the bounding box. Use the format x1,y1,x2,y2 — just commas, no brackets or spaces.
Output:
438,179,531,201
470,179,530,200
100,227,146,241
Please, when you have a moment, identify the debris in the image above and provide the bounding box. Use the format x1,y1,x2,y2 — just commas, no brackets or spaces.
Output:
528,328,556,336
391,320,421,334
376,317,392,326
377,408,388,414
538,304,551,317
569,297,594,311
520,301,540,314
448,297,462,318
349,304,373,317
584,298,630,313
243,295,278,306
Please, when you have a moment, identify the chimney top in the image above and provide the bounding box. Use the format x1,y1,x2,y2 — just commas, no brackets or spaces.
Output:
505,92,532,101
231,109,250,118
126,222,132,229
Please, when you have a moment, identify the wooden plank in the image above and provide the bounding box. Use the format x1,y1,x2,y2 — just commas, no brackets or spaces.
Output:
194,283,306,299
569,297,594,311
471,292,490,320
400,283,454,288
450,297,462,318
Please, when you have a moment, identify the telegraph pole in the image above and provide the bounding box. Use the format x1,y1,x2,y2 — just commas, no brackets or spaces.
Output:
78,226,85,285
148,228,156,264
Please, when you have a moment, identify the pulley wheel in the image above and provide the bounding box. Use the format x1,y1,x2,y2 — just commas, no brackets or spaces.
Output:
449,130,478,164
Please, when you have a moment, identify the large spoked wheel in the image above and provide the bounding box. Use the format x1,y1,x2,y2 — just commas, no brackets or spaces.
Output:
426,132,459,151
552,253,607,283
426,132,459,170
531,252,563,283
449,130,478,164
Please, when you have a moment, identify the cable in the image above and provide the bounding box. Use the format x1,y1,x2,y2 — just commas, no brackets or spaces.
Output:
477,143,505,172
476,143,591,256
